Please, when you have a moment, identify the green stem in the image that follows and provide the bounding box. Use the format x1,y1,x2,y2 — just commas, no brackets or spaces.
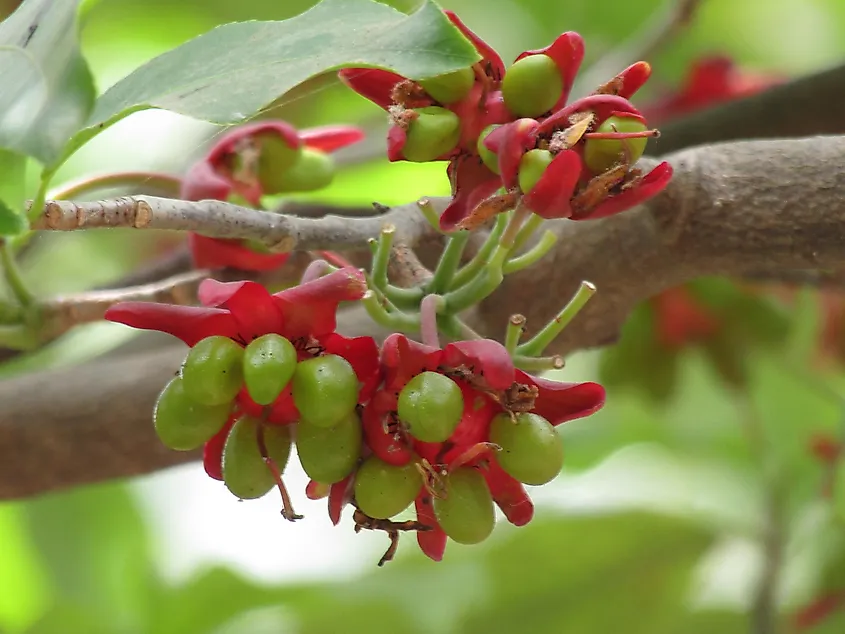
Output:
504,314,526,355
503,230,558,275
513,354,565,373
420,294,444,348
428,230,470,293
0,323,38,351
0,240,33,307
510,213,545,254
0,297,22,324
383,285,425,310
451,212,508,289
442,247,509,314
417,198,443,233
499,203,532,251
48,171,183,200
361,290,420,333
370,225,396,290
517,281,597,357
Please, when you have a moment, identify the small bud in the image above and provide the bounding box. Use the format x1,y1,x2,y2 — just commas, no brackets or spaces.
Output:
518,148,554,194
502,54,563,118
417,67,475,104
476,124,501,174
402,106,461,163
583,114,651,174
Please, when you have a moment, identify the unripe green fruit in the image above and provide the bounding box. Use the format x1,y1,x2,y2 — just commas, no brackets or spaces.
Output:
257,135,303,194
583,115,650,174
268,148,336,193
418,67,475,104
397,371,463,443
182,336,244,406
292,354,359,427
223,416,292,500
518,149,554,194
502,54,563,118
243,334,298,406
153,376,231,450
489,412,563,485
433,468,495,545
354,456,422,519
296,410,362,484
402,107,461,163
476,125,501,174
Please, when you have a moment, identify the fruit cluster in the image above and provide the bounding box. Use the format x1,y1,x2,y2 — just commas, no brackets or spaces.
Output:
339,10,672,231
180,120,364,271
105,270,605,565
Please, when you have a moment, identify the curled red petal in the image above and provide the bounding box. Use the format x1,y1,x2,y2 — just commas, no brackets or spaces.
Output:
180,160,233,202
518,371,606,425
206,121,301,165
539,94,641,135
387,125,407,162
362,399,413,466
328,474,354,525
415,490,447,561
273,267,368,339
320,333,382,403
516,31,585,110
442,339,515,390
299,125,365,153
484,460,534,526
443,10,504,81
188,234,290,272
203,416,237,481
522,149,582,219
380,333,442,392
609,61,652,99
105,302,237,346
575,161,672,220
487,118,540,189
439,155,502,232
338,68,406,110
198,279,284,341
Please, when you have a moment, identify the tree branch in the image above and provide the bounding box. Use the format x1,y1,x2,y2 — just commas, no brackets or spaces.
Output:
5,136,845,498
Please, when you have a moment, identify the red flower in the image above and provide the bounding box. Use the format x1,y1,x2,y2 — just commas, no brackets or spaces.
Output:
104,268,380,479
182,121,364,271
651,286,721,349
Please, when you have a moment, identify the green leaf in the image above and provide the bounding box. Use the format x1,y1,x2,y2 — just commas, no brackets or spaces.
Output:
0,0,96,164
63,0,478,163
0,149,28,236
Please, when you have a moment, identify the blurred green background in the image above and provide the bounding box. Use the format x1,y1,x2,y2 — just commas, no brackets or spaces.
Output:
1,0,845,632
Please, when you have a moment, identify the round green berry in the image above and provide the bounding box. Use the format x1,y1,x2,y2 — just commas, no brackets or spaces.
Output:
433,467,495,545
418,67,475,104
489,412,563,485
292,354,359,427
256,134,303,194
153,376,231,451
397,372,463,443
271,148,336,193
243,334,298,406
181,336,244,406
583,115,650,174
222,416,292,500
296,409,362,484
518,148,554,194
402,107,461,163
354,456,422,519
476,125,501,174
502,54,563,118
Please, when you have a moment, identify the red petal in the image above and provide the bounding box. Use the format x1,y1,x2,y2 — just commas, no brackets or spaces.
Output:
380,333,442,391
338,68,406,110
387,125,408,162
105,302,237,346
575,161,672,220
516,31,585,110
518,371,606,425
484,460,534,526
206,121,301,165
265,385,301,424
422,384,497,466
538,94,641,135
523,149,582,219
362,399,414,466
198,279,284,341
415,490,447,561
443,10,504,81
203,416,236,481
273,267,368,339
487,118,539,189
320,333,382,403
439,155,502,232
328,474,354,525
299,125,365,153
609,61,652,99
180,160,232,202
188,234,290,272
442,339,515,390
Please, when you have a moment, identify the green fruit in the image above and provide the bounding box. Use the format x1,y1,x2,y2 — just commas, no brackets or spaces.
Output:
257,134,303,193
397,372,463,443
502,54,563,118
292,354,359,427
476,125,501,174
583,115,649,174
181,336,244,406
153,376,231,450
243,334,298,405
354,456,422,519
402,107,461,163
433,468,495,545
296,410,362,484
489,412,563,485
518,149,554,194
270,148,336,193
418,67,475,104
223,415,292,500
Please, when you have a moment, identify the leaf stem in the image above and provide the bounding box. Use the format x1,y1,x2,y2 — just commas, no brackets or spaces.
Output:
517,281,597,357
442,247,508,314
417,198,443,233
0,239,33,307
512,354,565,373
